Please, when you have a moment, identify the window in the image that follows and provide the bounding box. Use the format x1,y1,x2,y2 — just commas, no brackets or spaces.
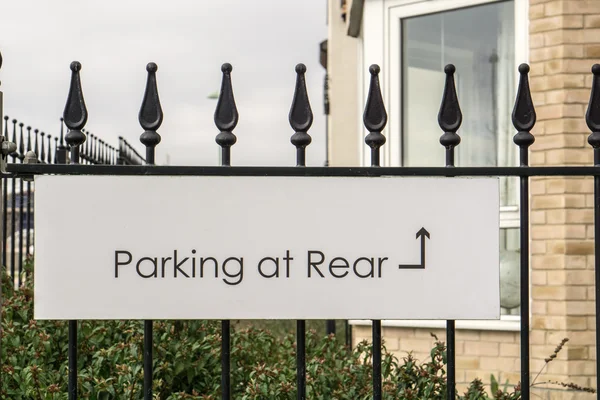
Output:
402,1,514,170
361,0,528,319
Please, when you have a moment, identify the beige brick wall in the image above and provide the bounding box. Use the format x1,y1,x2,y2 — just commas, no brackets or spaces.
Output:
353,325,520,394
529,0,599,398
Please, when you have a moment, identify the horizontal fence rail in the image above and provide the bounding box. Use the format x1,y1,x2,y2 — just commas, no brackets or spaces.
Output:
2,54,600,400
9,164,600,177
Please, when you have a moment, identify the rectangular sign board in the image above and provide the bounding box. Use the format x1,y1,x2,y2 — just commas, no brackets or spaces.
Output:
34,175,499,320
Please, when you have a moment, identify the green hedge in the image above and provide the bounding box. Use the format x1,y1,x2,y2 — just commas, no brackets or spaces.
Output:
2,260,522,399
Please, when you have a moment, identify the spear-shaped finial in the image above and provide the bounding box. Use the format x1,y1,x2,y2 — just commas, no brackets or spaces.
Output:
289,63,313,167
34,129,39,161
26,126,31,152
94,135,99,162
47,134,52,163
100,139,105,164
40,131,46,163
63,61,88,163
438,64,462,167
18,123,24,161
54,137,58,164
10,119,17,159
363,65,387,167
512,64,536,166
139,62,162,165
215,63,239,166
586,65,600,166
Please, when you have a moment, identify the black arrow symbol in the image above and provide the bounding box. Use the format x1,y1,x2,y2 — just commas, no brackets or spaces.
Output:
398,227,430,269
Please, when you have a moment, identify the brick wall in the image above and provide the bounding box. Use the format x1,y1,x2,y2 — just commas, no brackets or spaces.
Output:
353,325,520,394
529,0,599,398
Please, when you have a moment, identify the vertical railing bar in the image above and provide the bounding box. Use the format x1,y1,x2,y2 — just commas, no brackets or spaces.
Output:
63,60,88,400
345,320,351,348
68,319,78,399
2,116,7,270
1,174,6,270
594,168,600,398
372,321,382,399
519,160,531,399
215,62,239,400
289,63,312,400
296,319,306,400
40,131,45,164
512,64,535,400
66,129,81,400
2,116,9,273
10,119,17,283
364,65,387,400
57,118,68,164
17,123,24,285
221,320,231,400
585,64,600,400
326,320,336,336
25,126,31,262
143,321,153,400
438,64,462,400
34,129,39,163
46,134,52,164
139,62,163,400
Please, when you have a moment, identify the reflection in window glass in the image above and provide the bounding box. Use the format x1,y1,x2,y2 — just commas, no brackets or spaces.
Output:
500,227,520,314
402,1,516,206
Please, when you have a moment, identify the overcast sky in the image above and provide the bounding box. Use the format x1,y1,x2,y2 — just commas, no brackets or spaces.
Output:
0,0,327,166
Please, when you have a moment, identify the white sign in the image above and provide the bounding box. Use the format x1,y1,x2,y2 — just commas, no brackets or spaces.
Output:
34,175,499,320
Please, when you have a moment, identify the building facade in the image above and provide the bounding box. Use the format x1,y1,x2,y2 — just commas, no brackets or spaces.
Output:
326,0,600,397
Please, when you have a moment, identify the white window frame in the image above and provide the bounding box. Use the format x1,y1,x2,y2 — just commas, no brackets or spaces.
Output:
356,0,528,330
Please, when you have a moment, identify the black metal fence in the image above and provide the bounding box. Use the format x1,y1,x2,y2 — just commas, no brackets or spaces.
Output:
1,115,145,287
3,56,600,400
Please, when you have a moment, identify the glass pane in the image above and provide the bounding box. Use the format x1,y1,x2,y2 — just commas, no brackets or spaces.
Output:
401,1,517,206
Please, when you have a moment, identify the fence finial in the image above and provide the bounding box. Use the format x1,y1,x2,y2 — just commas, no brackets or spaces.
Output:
586,65,600,159
512,64,536,155
91,134,97,161
63,61,88,152
289,63,313,166
26,126,31,152
438,64,462,149
215,63,238,166
11,119,17,159
18,123,24,161
34,129,39,160
139,62,162,164
364,65,387,166
40,131,46,163
47,134,52,163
